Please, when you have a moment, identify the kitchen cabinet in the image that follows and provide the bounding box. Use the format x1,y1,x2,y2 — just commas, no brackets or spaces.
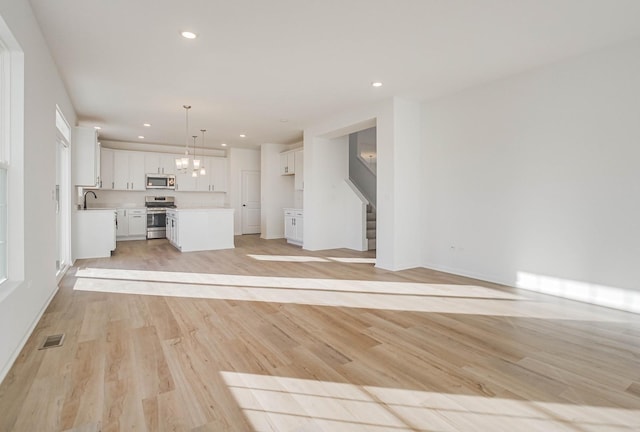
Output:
175,169,197,191
100,148,114,189
74,127,101,186
294,150,304,190
280,151,295,175
167,208,234,252
128,209,147,237
166,209,178,247
145,152,177,175
116,208,146,239
195,157,228,192
284,209,303,246
113,150,145,190
74,209,116,259
116,209,128,238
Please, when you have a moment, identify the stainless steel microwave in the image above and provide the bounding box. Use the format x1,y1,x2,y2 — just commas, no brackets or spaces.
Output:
146,174,176,189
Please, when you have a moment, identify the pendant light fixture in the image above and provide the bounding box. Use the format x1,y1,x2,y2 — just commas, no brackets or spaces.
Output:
176,105,192,171
191,135,199,177
200,129,207,176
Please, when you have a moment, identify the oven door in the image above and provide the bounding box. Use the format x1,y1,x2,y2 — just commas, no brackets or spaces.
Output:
146,210,167,239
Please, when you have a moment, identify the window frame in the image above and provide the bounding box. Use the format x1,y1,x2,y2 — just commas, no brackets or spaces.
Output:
0,15,25,291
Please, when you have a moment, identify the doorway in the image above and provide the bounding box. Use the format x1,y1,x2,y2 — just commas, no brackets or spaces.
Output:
55,107,71,278
241,170,260,234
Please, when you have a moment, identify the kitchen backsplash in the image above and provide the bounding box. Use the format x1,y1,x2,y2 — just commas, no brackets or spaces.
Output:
78,189,227,208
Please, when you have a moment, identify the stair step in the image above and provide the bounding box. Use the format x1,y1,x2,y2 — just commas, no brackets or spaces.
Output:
367,221,376,229
367,213,376,221
367,229,376,239
368,238,376,250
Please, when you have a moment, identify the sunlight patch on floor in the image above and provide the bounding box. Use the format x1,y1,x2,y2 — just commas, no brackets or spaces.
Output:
72,269,633,321
75,268,520,299
246,255,377,264
220,372,640,431
326,257,377,264
247,255,330,262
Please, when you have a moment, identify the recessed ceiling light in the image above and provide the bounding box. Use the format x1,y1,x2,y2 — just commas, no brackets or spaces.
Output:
181,31,197,39
221,143,227,147
138,135,145,139
94,126,101,130
239,134,246,138
371,81,383,87
143,123,151,127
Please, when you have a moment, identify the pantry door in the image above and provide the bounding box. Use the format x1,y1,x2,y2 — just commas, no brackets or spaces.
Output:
241,170,261,234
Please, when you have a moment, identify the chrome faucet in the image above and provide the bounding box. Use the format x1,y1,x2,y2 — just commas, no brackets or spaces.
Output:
83,190,97,209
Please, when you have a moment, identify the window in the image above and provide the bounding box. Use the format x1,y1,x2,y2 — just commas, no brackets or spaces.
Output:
0,14,25,286
0,36,9,283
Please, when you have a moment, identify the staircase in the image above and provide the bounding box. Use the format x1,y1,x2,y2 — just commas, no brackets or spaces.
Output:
367,204,376,250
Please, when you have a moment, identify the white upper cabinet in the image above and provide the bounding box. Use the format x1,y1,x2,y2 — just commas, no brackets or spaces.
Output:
175,168,197,191
192,157,228,192
145,152,177,175
210,157,228,192
280,151,295,175
113,150,145,191
74,127,100,186
100,148,114,190
99,147,227,193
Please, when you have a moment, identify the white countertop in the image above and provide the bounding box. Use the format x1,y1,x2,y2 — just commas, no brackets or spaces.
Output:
171,207,234,212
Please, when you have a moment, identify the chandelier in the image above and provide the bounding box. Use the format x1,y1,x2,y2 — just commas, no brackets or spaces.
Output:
175,105,208,177
175,105,192,171
199,129,207,176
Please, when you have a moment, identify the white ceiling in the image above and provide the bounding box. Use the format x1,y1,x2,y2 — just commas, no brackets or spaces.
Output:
28,0,640,150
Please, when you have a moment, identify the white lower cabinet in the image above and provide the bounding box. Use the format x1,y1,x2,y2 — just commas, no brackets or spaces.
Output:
166,210,178,247
284,209,303,246
74,209,116,259
116,208,147,240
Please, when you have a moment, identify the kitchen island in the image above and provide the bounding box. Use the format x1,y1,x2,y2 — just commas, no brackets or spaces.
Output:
166,208,234,252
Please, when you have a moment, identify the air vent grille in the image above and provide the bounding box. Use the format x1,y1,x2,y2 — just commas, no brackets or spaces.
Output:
39,333,65,350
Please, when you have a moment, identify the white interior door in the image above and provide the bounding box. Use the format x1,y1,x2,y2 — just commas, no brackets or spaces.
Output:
241,170,261,234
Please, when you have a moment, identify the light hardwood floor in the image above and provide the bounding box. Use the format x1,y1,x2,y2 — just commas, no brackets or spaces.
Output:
1,235,639,431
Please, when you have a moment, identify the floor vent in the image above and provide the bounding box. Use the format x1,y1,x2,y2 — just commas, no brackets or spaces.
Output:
39,333,65,350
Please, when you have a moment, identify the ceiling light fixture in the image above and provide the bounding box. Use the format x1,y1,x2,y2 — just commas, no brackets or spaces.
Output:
371,81,383,87
181,31,197,39
176,105,192,171
143,123,151,127
239,134,246,138
221,143,227,147
138,135,144,139
199,129,207,176
191,135,200,177
94,126,101,130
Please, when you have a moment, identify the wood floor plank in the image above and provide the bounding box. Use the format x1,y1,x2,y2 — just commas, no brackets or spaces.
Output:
1,235,639,431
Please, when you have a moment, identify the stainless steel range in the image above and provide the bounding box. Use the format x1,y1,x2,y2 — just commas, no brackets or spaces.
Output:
145,196,176,239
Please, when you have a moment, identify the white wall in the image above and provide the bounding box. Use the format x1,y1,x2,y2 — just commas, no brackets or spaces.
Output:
303,98,422,269
421,38,640,311
229,148,260,235
303,135,350,250
0,0,77,381
260,143,293,239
